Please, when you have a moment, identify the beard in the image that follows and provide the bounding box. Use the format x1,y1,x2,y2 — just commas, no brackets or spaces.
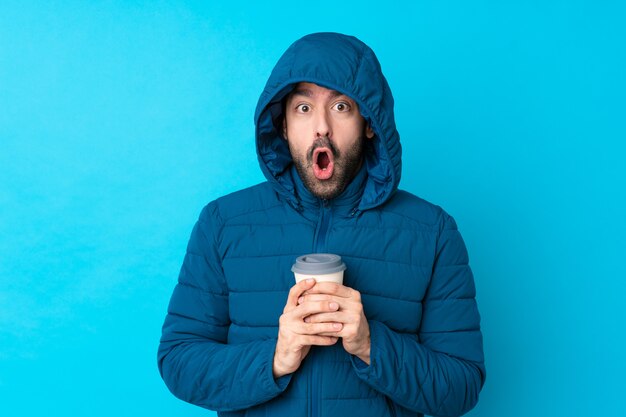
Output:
290,135,365,201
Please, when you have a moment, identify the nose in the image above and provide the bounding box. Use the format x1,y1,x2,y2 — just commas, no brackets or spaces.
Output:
314,109,331,138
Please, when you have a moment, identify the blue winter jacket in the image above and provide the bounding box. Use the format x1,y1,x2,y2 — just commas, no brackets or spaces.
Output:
158,32,485,417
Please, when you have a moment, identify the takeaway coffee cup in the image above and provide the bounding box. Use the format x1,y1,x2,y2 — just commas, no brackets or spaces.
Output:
291,253,347,284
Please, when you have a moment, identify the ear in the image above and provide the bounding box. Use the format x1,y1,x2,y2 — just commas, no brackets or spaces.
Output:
365,123,375,139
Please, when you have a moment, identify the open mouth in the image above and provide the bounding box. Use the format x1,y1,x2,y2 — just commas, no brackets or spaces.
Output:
312,147,335,180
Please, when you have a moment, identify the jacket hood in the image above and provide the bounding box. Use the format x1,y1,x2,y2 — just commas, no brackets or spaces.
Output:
254,32,401,211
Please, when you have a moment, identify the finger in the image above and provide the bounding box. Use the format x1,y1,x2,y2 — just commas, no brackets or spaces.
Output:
299,335,339,346
305,282,355,298
297,293,336,305
294,300,340,318
285,278,317,312
316,331,345,337
295,321,343,335
303,311,344,324
300,297,363,318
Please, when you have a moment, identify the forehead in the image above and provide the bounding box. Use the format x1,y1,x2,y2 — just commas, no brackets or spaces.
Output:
287,82,353,101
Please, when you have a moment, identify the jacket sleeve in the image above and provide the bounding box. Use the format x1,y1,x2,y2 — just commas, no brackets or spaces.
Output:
349,212,486,417
157,203,292,412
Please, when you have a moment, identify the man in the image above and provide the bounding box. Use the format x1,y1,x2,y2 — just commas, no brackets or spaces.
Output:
158,32,485,417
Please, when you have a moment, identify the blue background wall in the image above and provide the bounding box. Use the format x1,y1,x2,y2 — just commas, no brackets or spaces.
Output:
1,1,624,416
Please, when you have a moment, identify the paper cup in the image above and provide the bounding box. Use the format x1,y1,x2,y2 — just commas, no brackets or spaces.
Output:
291,253,346,284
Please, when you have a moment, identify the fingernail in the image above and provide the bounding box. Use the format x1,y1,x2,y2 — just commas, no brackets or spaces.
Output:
304,317,310,323
333,323,342,329
306,278,315,284
329,302,339,310
298,296,304,304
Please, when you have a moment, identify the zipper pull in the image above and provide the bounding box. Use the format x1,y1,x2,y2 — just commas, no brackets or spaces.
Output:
349,207,360,217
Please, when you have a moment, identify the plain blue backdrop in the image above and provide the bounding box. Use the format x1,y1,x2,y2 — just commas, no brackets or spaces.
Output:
1,1,625,416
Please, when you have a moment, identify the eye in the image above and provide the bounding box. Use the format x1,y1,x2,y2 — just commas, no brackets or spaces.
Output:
296,104,311,113
333,102,351,112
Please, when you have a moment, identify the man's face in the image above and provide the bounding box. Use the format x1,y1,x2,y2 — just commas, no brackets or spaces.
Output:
283,82,374,200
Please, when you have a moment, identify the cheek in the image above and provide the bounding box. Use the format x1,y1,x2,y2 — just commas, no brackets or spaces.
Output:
335,120,366,143
285,133,308,158
285,118,311,142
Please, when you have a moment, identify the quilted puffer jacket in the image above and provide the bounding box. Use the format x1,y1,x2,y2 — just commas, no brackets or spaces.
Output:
158,32,485,417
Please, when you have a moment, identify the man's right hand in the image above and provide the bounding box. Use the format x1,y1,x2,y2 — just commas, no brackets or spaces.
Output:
273,278,342,378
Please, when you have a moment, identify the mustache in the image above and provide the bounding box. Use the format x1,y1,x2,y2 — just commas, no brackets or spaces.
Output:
306,136,340,163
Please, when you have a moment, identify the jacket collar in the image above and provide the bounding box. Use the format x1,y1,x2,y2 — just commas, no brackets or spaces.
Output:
289,162,368,219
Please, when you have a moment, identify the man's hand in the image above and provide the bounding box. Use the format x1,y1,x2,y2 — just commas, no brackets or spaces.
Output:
298,282,371,365
273,279,342,378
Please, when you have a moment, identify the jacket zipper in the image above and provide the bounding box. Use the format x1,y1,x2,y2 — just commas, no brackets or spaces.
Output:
311,199,331,417
314,199,331,252
310,350,318,417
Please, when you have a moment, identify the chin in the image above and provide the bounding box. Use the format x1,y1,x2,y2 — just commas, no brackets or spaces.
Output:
309,181,343,200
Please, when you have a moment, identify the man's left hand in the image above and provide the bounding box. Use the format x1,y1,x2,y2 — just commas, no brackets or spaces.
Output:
297,282,371,365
